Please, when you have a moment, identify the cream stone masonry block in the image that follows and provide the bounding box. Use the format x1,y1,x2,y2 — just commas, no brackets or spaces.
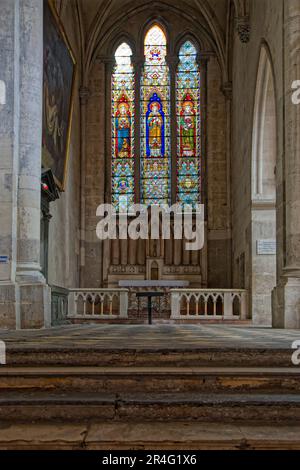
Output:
0,80,5,105
273,277,300,329
0,233,14,254
19,284,51,329
0,139,14,169
19,143,42,177
18,189,41,210
18,174,40,191
18,207,41,240
0,204,14,237
0,263,12,282
0,283,17,329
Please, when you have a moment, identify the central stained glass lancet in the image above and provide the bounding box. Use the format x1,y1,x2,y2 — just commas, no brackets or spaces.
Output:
140,25,171,206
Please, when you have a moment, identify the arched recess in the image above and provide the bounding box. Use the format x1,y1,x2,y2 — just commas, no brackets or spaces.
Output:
252,44,277,200
250,42,277,326
81,2,228,290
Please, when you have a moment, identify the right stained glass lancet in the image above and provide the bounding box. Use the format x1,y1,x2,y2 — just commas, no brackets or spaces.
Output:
176,40,201,208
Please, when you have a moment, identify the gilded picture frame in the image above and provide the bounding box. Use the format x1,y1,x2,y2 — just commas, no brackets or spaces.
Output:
42,0,77,191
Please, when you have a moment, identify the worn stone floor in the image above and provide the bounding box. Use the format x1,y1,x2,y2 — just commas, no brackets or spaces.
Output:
1,422,300,450
0,324,299,350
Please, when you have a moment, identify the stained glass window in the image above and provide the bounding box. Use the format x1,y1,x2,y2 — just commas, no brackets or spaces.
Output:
111,43,135,212
140,25,171,206
176,41,201,208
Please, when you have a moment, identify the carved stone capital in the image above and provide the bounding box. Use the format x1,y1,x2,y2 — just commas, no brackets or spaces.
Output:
132,56,144,71
96,56,115,73
235,15,250,43
166,55,179,69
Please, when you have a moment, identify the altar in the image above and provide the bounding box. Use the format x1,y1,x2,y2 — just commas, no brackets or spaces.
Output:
119,280,190,320
119,281,190,288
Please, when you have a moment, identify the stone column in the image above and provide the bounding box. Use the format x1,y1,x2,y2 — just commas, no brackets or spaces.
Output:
17,0,51,328
133,57,143,202
17,0,44,283
0,0,50,329
273,0,300,328
79,86,89,286
0,0,19,328
168,55,178,205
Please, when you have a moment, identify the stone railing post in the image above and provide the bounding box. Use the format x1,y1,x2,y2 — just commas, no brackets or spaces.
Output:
119,290,129,318
240,291,248,320
170,291,181,319
223,293,233,319
68,291,77,318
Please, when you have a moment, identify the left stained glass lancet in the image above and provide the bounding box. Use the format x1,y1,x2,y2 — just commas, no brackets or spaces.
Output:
111,43,135,212
141,25,171,206
176,40,201,208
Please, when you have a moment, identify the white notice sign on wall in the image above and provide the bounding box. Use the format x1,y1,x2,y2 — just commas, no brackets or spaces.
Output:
257,240,276,255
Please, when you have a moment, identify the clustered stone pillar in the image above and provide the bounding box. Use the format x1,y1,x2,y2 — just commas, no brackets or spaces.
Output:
273,0,300,328
0,0,19,328
0,0,50,329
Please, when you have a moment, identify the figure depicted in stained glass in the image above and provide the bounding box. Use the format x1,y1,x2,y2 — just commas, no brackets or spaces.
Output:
141,25,170,205
111,42,135,211
180,94,196,157
115,95,131,158
147,94,165,157
176,41,201,208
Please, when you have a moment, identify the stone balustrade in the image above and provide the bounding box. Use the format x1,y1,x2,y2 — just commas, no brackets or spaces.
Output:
68,289,129,319
170,289,248,320
67,287,248,321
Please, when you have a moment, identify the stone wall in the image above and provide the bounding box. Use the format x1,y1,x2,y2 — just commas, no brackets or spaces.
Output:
81,61,105,287
207,57,231,288
231,0,283,324
47,3,81,289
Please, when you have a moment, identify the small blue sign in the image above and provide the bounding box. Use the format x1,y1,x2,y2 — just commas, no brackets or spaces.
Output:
0,256,9,264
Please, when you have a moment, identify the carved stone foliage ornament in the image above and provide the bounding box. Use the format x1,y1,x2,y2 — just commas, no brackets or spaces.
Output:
236,16,250,43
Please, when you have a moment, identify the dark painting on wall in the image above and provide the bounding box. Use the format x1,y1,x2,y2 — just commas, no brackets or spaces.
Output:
42,0,76,190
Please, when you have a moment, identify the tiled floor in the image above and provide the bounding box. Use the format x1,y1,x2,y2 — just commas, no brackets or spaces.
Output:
0,324,299,350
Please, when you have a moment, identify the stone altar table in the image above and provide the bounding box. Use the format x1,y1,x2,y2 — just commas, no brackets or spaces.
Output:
119,281,190,288
118,281,190,319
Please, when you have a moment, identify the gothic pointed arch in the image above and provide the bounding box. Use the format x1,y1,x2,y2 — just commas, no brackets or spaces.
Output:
176,39,201,207
252,42,277,200
140,23,171,205
111,42,135,212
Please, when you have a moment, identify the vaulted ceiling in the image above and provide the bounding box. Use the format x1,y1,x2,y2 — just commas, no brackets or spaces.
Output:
54,0,250,85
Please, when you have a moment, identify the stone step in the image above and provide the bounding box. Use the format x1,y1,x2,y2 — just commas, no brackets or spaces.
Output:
0,367,300,394
0,391,300,423
1,421,300,450
5,347,294,367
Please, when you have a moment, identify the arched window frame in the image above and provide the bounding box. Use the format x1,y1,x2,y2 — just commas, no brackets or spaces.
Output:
111,41,135,212
140,23,171,206
176,39,202,208
109,26,206,211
